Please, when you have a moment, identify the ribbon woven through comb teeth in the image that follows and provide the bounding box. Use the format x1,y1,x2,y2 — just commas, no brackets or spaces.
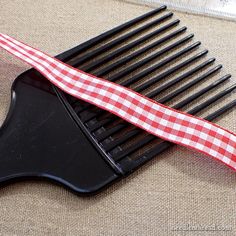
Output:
0,33,236,170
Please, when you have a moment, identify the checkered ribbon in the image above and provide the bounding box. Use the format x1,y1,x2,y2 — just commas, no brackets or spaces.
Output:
0,33,236,170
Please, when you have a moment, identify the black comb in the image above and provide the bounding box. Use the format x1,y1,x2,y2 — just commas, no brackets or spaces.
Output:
0,6,235,194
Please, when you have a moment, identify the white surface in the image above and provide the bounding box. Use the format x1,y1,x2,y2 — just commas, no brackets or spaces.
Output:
126,0,236,21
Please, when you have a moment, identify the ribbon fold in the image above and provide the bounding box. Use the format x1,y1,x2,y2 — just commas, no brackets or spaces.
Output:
0,33,236,170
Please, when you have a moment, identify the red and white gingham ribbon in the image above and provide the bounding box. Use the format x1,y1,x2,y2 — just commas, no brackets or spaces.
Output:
0,33,236,170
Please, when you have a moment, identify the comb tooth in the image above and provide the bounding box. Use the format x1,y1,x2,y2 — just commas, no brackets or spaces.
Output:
88,48,205,125
74,31,192,114
102,75,230,152
82,44,203,124
147,58,215,98
89,61,219,133
101,129,141,151
88,59,215,132
205,99,236,121
110,34,195,83
113,135,156,161
89,123,107,133
91,65,222,127
114,81,234,162
135,50,208,92
74,28,190,113
159,64,223,104
81,42,202,123
73,103,90,113
58,6,167,61
91,55,211,138
96,25,187,77
121,98,236,171
187,81,235,114
173,74,230,109
83,20,181,72
72,12,174,67
96,123,127,142
89,116,115,132
88,118,112,131
120,141,172,172
120,41,201,86
85,116,121,135
72,102,92,113
80,110,104,123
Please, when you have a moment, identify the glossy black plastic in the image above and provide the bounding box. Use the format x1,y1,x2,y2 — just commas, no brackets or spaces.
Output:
0,70,119,194
0,7,235,195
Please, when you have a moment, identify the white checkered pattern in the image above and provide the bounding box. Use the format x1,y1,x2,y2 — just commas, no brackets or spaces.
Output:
0,33,236,170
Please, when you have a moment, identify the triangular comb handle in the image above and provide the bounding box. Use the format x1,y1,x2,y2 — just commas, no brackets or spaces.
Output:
0,69,119,194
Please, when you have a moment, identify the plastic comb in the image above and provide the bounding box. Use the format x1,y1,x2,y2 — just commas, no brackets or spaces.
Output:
0,6,235,194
